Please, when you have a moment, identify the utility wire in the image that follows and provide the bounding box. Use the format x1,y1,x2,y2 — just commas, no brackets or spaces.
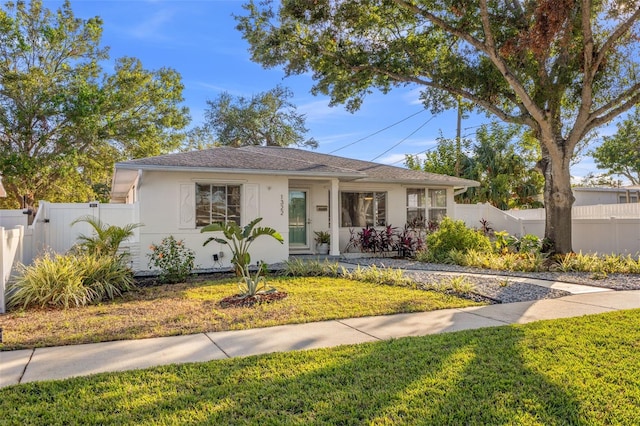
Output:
388,144,438,166
328,109,427,154
370,116,436,162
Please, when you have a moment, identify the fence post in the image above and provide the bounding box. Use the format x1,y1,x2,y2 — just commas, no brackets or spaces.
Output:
0,226,5,314
16,225,24,266
611,217,619,254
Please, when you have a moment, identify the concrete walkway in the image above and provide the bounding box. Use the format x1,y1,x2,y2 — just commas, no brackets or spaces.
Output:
2,289,639,388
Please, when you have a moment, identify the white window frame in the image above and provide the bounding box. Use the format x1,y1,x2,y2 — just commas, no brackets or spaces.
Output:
195,183,242,227
406,188,447,224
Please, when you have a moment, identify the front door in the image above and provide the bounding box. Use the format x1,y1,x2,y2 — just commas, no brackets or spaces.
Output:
289,190,308,248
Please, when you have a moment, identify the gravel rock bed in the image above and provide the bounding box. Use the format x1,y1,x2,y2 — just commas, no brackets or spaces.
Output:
403,270,571,304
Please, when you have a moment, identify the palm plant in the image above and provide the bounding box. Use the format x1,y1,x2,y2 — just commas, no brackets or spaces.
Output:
71,216,143,258
201,217,283,276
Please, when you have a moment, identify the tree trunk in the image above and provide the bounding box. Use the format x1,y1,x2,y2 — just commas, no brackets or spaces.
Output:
538,144,575,254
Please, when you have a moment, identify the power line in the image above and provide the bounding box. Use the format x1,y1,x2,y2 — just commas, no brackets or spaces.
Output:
388,144,438,166
370,116,436,162
328,109,427,154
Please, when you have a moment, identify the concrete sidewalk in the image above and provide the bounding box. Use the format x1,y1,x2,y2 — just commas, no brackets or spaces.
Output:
2,290,639,388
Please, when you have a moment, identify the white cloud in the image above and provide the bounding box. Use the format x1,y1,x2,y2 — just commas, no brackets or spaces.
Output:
297,99,349,123
126,9,176,41
403,88,423,106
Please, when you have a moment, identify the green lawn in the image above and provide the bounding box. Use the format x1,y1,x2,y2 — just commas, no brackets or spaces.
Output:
2,309,639,424
0,276,480,350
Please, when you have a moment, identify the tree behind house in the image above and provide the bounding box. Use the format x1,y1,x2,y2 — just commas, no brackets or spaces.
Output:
0,0,189,209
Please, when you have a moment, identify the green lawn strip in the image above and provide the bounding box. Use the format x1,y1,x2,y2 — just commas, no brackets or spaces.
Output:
0,276,480,350
2,310,639,425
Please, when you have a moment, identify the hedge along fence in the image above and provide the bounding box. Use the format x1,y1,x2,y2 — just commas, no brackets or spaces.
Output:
454,203,640,255
1,225,24,313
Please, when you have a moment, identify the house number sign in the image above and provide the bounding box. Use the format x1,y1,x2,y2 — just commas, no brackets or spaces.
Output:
280,194,284,216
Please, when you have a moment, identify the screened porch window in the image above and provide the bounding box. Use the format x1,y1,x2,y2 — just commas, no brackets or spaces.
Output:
195,184,241,227
340,192,386,227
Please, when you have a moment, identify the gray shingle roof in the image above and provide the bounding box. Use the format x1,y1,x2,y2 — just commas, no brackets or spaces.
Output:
115,146,479,187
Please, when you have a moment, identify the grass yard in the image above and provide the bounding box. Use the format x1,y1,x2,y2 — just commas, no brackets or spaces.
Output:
0,276,481,350
2,309,639,424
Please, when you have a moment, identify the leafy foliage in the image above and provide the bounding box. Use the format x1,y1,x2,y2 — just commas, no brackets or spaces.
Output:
201,85,317,148
7,253,134,309
591,107,640,185
236,261,276,298
201,217,284,276
345,223,426,257
407,124,544,210
71,216,142,258
0,0,189,208
237,0,640,253
147,236,196,284
420,217,492,263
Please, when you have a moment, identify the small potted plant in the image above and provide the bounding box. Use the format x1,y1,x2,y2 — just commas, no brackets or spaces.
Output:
314,230,330,255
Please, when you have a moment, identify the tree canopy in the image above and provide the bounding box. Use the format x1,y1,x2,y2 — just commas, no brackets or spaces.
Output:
0,0,189,208
407,123,544,210
591,108,640,185
237,0,640,253
201,85,317,148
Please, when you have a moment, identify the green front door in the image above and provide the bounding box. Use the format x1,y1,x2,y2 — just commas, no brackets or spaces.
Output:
289,190,307,247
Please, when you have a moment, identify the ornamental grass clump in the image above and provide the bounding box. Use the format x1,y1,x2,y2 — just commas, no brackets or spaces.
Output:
7,253,134,309
554,252,640,274
343,265,413,287
237,262,275,298
147,236,196,284
282,258,341,277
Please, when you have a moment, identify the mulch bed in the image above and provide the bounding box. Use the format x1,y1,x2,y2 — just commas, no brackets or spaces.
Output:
217,291,289,308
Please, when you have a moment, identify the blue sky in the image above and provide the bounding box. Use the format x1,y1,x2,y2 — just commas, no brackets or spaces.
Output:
48,0,614,179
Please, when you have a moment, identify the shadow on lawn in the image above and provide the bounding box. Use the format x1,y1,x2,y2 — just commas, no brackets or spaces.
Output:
0,325,590,424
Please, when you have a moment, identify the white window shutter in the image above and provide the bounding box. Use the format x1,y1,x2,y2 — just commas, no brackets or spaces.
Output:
179,184,196,229
244,184,259,224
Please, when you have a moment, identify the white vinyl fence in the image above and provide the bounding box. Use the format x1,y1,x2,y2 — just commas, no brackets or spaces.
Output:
0,225,23,313
454,203,640,255
0,202,140,312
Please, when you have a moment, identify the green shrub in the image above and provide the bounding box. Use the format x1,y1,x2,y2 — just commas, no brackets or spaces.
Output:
147,236,196,284
7,253,134,309
71,216,142,258
422,217,492,263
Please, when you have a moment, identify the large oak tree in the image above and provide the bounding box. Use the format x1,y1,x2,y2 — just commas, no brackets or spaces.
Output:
237,0,640,253
0,0,189,207
202,85,318,148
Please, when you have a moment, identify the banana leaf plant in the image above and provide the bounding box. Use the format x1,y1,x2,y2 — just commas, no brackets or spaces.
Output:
201,218,284,276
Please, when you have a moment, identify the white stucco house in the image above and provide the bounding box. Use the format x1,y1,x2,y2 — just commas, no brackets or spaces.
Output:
110,146,479,270
572,185,640,206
